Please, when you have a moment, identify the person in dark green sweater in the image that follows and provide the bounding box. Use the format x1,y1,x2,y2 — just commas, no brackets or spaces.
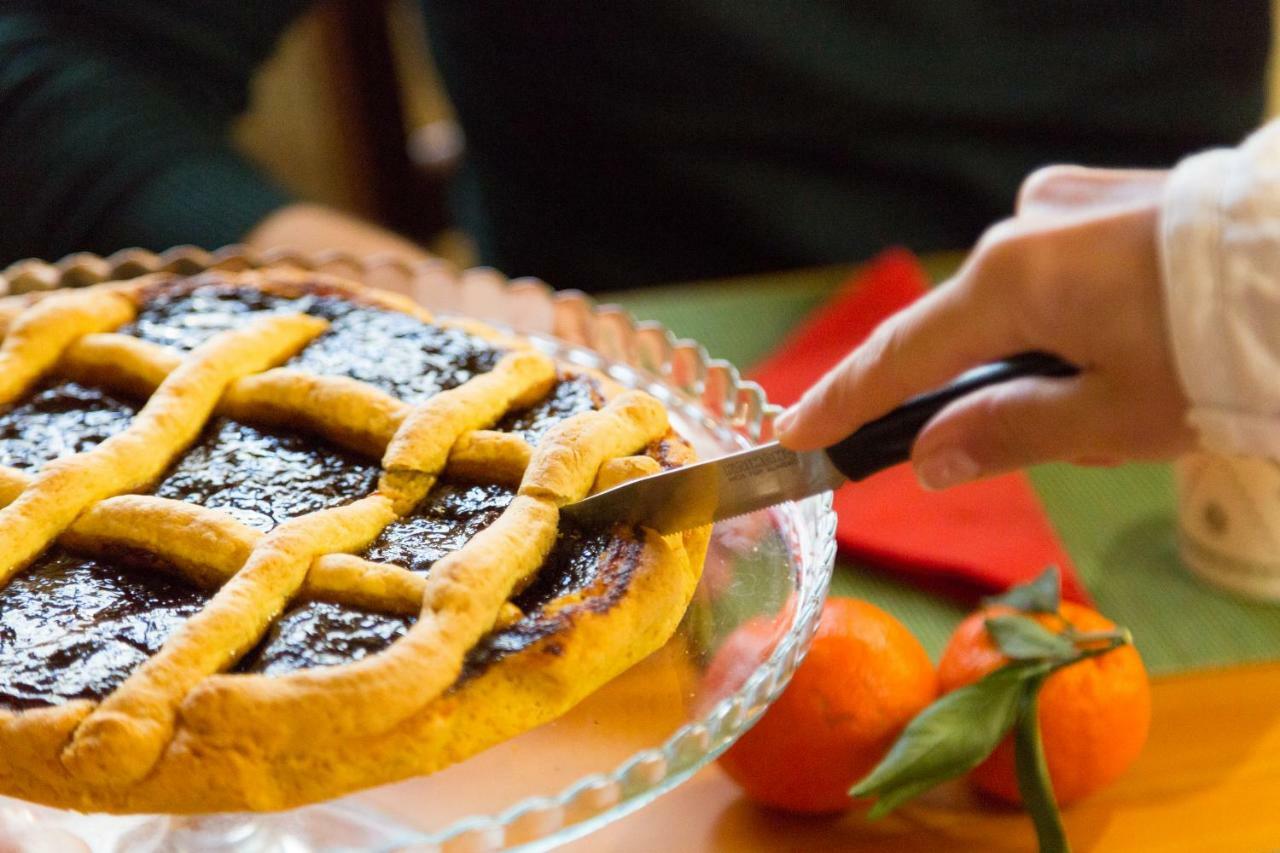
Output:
0,2,1269,291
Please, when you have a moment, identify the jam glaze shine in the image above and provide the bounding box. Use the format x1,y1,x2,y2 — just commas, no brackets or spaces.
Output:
0,284,627,709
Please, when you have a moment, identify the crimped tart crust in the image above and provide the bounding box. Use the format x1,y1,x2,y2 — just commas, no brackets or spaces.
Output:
0,269,708,813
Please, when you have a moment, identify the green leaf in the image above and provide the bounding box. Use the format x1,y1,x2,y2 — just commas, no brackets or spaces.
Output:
1013,679,1072,853
985,615,1078,662
850,660,1051,817
984,566,1062,614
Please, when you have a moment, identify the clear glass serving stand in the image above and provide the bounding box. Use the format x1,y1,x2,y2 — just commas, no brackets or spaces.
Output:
0,248,838,852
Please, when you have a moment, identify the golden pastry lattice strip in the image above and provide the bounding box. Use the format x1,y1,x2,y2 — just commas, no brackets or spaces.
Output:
174,391,670,754
0,449,661,612
378,350,557,512
62,349,559,784
57,331,538,473
0,313,327,585
60,334,406,457
0,471,426,616
520,390,670,505
61,495,401,784
0,289,134,405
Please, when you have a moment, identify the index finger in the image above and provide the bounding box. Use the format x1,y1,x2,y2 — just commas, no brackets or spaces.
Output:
776,249,1033,451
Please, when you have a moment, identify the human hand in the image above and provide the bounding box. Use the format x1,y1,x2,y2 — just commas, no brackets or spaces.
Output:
775,167,1195,490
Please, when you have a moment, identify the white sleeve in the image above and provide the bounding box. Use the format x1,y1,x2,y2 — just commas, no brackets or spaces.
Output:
1161,121,1280,458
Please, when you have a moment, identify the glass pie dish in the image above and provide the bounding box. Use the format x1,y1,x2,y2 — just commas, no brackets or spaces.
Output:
0,247,838,852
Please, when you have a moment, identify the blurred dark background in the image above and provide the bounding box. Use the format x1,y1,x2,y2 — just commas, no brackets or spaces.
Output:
237,0,1279,274
2,1,1271,290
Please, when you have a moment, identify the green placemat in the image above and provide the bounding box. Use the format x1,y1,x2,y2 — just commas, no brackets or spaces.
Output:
614,265,1280,676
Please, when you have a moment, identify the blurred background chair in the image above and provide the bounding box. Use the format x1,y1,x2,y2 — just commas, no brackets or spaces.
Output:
235,0,473,266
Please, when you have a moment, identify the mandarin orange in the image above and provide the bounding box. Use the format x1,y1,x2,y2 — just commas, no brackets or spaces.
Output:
709,597,938,814
938,601,1151,806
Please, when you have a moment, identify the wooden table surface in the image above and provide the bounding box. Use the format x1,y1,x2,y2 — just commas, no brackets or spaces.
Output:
567,662,1280,851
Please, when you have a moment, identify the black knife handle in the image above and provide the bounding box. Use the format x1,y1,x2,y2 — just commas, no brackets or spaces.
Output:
822,351,1079,482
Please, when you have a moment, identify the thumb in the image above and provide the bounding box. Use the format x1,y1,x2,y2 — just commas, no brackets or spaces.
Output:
909,375,1107,490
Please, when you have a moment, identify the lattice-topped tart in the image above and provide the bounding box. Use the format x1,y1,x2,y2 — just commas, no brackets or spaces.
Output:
0,269,709,813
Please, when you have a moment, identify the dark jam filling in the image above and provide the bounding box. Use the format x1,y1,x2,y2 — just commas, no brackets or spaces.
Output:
460,528,635,683
236,523,627,679
513,525,614,614
1,280,639,705
363,482,515,573
121,283,502,402
238,490,624,678
496,374,603,445
286,302,502,403
0,549,208,709
117,284,300,349
237,482,516,678
236,602,411,676
0,411,382,708
154,418,381,532
0,381,140,469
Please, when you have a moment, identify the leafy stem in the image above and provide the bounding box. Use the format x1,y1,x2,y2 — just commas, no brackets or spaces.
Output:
1013,679,1070,853
984,565,1062,613
1063,627,1132,647
849,566,1135,853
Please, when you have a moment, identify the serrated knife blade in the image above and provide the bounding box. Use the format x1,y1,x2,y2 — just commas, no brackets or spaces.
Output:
559,352,1080,535
560,441,846,534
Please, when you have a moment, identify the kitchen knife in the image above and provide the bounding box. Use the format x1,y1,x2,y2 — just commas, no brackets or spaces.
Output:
560,352,1077,534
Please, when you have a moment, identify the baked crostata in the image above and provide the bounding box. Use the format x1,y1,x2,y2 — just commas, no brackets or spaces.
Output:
0,268,709,813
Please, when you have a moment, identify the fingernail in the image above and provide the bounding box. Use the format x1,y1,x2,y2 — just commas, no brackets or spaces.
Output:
773,405,798,434
914,447,980,491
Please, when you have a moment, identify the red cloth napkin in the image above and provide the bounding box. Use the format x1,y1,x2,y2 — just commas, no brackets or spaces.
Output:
750,249,1091,605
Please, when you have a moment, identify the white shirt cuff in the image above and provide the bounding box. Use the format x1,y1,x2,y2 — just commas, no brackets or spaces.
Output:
1161,123,1280,457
